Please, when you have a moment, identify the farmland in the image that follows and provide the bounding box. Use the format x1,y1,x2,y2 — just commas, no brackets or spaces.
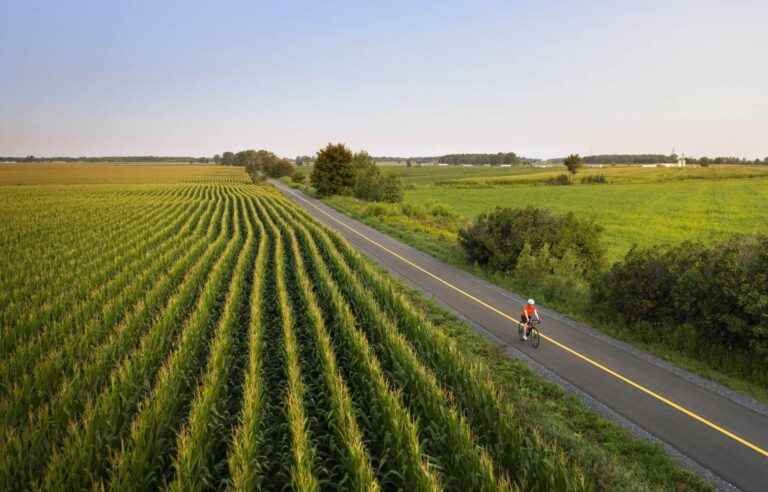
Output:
323,165,768,263
316,164,768,402
0,165,711,491
0,162,247,185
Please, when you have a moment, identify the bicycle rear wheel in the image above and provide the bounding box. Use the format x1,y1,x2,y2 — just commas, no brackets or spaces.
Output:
531,327,541,348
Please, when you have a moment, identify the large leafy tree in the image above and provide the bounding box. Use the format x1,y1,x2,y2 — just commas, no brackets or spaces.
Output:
311,143,355,196
221,152,235,165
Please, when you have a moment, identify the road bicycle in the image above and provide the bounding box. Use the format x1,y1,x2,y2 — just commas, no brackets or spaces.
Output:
518,318,541,348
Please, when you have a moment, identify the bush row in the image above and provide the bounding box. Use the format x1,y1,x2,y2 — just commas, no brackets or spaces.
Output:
591,236,768,359
458,205,767,368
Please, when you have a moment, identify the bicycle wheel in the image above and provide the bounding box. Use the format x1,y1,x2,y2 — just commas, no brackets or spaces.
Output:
518,323,525,341
530,327,541,348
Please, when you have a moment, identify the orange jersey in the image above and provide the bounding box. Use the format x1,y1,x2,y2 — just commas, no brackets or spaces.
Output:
522,304,537,317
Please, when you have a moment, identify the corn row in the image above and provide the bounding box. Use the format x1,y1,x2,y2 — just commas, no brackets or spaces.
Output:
40,195,238,490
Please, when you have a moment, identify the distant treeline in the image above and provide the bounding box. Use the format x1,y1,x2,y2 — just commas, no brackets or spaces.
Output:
438,153,539,165
373,156,437,164
295,153,539,166
686,155,767,165
0,156,212,163
548,154,768,165
295,155,436,165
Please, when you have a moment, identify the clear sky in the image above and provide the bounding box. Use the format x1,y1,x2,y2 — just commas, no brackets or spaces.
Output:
1,0,766,159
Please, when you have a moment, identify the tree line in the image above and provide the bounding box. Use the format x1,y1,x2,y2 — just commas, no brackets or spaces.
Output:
214,149,295,179
294,153,541,166
547,154,768,165
437,153,538,166
684,155,767,165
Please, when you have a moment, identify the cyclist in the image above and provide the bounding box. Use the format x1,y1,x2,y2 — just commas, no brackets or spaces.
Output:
520,299,540,340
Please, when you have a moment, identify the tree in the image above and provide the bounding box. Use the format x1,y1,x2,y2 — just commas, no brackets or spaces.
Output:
264,158,294,178
213,154,221,164
406,159,412,167
352,151,376,172
234,150,259,169
379,174,403,202
563,154,583,180
222,152,235,165
353,164,382,201
311,143,355,196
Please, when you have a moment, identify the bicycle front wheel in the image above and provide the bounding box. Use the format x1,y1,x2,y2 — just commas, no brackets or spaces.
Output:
531,328,541,348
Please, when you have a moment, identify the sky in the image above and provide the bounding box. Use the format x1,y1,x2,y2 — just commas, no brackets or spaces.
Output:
1,0,766,159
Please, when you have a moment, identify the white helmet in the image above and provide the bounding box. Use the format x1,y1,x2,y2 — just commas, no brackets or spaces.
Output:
527,299,535,305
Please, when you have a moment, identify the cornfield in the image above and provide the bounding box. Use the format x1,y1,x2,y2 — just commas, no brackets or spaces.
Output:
1,180,595,491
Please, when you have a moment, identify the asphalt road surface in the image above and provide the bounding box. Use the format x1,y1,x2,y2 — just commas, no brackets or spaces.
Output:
274,181,768,492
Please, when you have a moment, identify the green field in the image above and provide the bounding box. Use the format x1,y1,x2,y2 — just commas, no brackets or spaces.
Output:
0,165,710,491
323,165,768,262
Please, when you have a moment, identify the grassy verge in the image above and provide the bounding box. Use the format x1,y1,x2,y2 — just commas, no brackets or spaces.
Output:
322,194,768,405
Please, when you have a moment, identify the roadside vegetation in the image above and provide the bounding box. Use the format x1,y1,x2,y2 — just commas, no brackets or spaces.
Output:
0,165,712,490
312,163,768,403
309,143,404,202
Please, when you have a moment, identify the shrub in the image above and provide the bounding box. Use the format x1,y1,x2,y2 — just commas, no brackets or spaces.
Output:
591,235,768,358
262,158,295,178
458,206,605,274
351,153,404,203
363,203,392,217
353,165,382,201
400,202,427,220
514,243,589,307
580,174,607,184
291,173,306,184
429,203,457,219
546,174,572,186
379,174,404,203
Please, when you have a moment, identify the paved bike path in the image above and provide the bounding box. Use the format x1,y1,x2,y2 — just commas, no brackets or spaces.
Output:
274,181,768,492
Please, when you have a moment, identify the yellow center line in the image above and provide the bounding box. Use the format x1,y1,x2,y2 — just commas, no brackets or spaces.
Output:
286,187,768,459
